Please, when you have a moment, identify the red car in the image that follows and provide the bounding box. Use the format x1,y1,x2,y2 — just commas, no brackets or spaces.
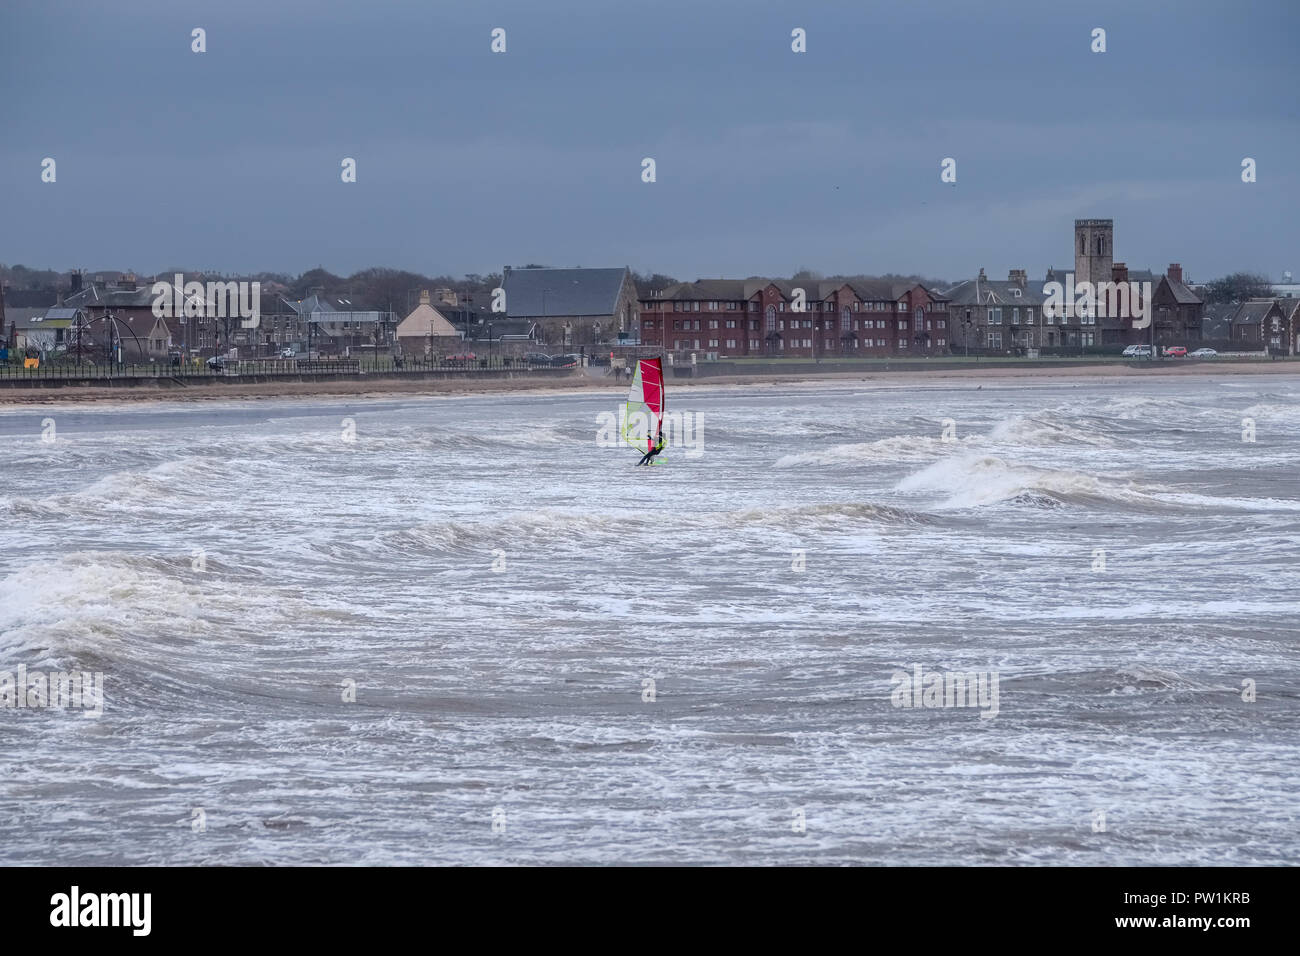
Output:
1163,346,1188,358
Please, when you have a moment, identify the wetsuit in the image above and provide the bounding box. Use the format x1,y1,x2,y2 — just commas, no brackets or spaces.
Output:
638,431,666,466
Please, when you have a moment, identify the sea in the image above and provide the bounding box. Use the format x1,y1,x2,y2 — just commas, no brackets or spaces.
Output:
1,374,1297,864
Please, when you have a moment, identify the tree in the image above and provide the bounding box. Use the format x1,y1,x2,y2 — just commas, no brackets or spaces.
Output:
1203,272,1273,304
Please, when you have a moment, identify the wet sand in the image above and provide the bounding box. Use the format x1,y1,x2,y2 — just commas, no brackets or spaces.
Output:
0,359,1294,405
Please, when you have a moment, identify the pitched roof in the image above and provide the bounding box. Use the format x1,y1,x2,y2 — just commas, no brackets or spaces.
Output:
1161,276,1203,304
4,307,48,328
943,277,1047,306
502,267,628,317
1229,300,1277,326
396,293,460,338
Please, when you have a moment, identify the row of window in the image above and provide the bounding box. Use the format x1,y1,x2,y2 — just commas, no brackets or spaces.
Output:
666,337,944,351
656,299,949,313
984,331,1098,347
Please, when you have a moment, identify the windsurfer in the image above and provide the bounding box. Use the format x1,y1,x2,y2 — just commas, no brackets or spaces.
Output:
637,426,666,466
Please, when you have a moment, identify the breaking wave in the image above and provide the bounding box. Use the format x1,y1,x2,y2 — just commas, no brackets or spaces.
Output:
895,454,1155,509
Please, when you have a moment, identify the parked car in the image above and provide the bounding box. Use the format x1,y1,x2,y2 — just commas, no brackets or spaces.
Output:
1163,346,1188,358
1123,345,1153,358
206,356,227,371
278,347,296,359
524,352,551,365
550,353,580,368
445,352,477,366
1189,347,1218,358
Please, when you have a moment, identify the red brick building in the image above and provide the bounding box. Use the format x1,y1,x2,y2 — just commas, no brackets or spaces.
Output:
639,279,950,359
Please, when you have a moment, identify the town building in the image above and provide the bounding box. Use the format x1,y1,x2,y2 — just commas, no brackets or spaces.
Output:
395,290,463,358
277,289,395,356
945,220,1203,353
638,278,950,360
1227,298,1291,352
501,266,639,349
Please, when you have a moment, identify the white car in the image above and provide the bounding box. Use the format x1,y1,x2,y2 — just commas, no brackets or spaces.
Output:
1189,348,1218,358
1123,344,1153,357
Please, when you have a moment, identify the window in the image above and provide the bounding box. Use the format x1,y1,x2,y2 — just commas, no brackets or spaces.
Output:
989,308,1002,325
1026,309,1034,325
897,301,907,312
841,307,851,332
987,331,1002,349
1012,308,1020,323
694,339,700,349
915,307,924,325
708,301,718,310
692,302,700,311
899,320,909,330
749,339,758,350
825,338,833,350
937,338,946,347
937,319,945,329
778,320,785,331
899,339,908,349
726,339,736,349
708,339,719,347
779,302,785,312
709,319,718,329
749,302,758,312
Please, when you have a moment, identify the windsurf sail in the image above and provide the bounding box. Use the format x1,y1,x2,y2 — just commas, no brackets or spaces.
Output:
621,358,665,453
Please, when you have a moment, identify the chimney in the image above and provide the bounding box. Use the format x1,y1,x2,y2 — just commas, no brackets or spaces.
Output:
1008,269,1027,287
1168,263,1183,284
1112,262,1129,283
419,290,431,306
70,270,83,294
119,272,137,291
978,267,986,282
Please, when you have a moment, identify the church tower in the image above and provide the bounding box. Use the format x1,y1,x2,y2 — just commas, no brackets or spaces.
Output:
1074,219,1113,286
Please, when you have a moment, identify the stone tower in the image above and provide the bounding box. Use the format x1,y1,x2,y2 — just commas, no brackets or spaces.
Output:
1074,219,1113,286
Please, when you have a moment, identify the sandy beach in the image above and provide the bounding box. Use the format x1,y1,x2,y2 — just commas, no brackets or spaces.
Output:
0,359,1295,405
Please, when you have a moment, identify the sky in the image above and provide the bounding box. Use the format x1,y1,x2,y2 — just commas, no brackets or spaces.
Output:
1,0,1297,285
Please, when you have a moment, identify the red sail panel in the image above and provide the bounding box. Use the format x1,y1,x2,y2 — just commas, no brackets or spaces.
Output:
641,358,664,421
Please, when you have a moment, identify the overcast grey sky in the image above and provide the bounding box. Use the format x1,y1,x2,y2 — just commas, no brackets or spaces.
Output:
2,0,1296,283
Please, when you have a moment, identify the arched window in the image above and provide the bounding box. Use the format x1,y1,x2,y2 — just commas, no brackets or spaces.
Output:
765,305,776,332
841,307,851,331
